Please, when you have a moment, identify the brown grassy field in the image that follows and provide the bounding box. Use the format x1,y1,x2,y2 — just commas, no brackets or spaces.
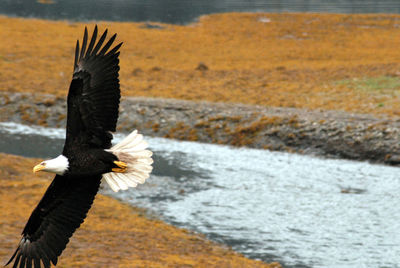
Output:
0,153,281,267
1,13,400,117
2,13,400,267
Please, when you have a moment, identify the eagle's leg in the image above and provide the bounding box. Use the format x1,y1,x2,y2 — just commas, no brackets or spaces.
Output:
112,161,127,173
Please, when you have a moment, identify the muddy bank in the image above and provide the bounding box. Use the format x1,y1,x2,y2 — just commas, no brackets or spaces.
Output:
1,91,399,166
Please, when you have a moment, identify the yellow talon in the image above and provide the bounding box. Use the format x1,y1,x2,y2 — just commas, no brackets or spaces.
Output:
114,161,127,168
113,161,127,173
112,167,126,173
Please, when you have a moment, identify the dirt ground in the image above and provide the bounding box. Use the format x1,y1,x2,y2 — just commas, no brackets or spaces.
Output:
1,13,400,117
0,153,281,267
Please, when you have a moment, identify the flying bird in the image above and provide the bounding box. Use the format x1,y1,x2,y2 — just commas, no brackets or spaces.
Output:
6,26,153,268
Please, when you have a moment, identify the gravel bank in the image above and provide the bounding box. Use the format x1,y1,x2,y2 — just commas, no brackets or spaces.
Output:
1,91,399,166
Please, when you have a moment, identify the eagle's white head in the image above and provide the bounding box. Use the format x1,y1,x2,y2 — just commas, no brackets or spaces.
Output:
33,155,69,175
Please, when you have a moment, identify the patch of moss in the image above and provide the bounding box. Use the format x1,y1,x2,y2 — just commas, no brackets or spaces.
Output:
335,76,400,94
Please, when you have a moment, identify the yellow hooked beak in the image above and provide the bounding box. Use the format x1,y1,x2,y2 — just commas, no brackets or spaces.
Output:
33,163,46,173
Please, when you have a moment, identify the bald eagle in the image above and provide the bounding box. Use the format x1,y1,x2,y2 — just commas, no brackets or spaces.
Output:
6,26,153,268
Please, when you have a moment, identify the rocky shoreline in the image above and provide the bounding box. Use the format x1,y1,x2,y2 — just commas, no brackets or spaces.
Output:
1,91,399,166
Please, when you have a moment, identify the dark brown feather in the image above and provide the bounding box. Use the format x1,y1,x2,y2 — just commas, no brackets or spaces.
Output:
92,29,108,55
6,175,101,268
85,25,98,57
79,27,88,61
64,26,122,150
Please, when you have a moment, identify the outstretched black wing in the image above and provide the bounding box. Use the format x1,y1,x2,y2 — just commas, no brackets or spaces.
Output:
64,26,122,150
6,27,122,268
6,175,102,268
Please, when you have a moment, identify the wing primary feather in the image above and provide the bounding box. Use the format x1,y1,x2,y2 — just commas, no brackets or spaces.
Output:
33,258,40,268
35,245,50,268
18,255,26,268
25,244,34,268
19,255,26,268
98,34,116,56
42,258,50,268
74,40,79,69
6,247,19,266
51,257,57,266
26,257,32,268
12,252,21,268
79,27,88,61
105,42,123,56
92,29,108,55
38,243,56,266
19,254,26,268
43,242,57,266
29,246,40,268
85,25,98,57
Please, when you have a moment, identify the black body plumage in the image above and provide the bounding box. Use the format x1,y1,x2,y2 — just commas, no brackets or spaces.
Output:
6,26,123,268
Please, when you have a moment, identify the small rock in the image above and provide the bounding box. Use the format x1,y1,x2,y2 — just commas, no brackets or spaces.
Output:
132,68,143,76
196,62,209,71
384,154,400,165
140,23,165,30
151,66,162,72
258,17,271,23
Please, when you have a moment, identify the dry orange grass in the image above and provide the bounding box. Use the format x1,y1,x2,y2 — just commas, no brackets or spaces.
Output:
0,153,280,267
1,13,400,116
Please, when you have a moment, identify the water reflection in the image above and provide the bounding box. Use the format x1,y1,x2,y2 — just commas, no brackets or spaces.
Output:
2,0,400,24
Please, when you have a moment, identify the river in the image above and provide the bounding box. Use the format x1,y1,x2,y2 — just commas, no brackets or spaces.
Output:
0,122,399,268
2,1,400,24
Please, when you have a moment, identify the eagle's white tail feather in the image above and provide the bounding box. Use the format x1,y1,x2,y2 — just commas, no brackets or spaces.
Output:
104,176,121,192
114,173,132,189
117,173,137,188
112,174,129,191
103,130,153,192
125,141,148,152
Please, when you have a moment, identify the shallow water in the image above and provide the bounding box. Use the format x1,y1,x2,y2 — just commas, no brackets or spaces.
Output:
2,1,400,24
1,122,399,268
